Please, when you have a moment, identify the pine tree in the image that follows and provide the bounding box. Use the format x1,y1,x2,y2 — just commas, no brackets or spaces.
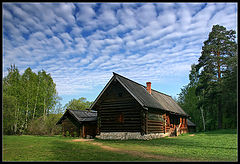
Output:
196,25,237,129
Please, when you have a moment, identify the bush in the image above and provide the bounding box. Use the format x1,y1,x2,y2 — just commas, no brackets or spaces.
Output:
73,131,77,137
65,131,70,137
27,114,62,136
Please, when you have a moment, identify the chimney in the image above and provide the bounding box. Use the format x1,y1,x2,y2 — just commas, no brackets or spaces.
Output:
146,82,151,94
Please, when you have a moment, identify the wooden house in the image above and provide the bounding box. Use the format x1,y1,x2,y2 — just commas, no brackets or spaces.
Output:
89,72,192,139
56,109,97,138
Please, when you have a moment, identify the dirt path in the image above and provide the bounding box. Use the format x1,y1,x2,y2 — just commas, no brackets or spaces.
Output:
69,139,197,161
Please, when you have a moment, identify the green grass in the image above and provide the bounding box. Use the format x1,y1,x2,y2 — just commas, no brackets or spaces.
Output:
3,129,238,161
94,129,238,161
2,135,150,161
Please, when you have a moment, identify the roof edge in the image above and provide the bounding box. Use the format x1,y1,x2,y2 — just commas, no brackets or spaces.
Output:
89,75,116,110
115,75,145,107
113,72,172,98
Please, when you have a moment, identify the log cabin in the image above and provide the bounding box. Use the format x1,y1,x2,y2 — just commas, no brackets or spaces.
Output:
89,72,192,139
56,109,97,138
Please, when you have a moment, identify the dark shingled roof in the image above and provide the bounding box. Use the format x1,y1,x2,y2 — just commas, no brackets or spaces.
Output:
116,73,165,110
90,72,189,117
187,119,196,127
56,109,97,125
151,89,188,116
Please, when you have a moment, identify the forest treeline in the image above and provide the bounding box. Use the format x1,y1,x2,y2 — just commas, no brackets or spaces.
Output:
177,25,237,132
3,66,61,135
3,65,92,135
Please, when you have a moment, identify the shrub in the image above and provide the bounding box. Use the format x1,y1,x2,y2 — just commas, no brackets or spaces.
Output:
27,114,62,136
73,131,78,137
65,131,70,137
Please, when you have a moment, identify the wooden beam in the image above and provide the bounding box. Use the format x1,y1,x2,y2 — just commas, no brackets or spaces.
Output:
145,111,148,134
82,125,85,138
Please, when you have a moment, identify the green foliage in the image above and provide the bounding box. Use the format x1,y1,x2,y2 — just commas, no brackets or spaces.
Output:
177,24,237,131
64,97,92,111
65,131,70,137
3,65,60,135
73,131,78,138
196,25,237,129
3,93,17,135
27,114,62,136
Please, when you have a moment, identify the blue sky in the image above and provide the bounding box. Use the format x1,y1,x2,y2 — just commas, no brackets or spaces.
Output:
3,3,237,107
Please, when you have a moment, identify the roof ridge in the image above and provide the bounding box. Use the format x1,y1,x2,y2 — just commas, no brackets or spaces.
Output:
151,89,172,97
113,72,172,98
67,109,90,112
113,72,146,88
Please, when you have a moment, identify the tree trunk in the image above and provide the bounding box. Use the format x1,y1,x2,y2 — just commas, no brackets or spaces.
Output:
200,106,206,131
43,98,46,121
33,80,40,119
25,98,29,130
217,51,221,80
218,100,222,129
217,51,222,129
14,105,18,134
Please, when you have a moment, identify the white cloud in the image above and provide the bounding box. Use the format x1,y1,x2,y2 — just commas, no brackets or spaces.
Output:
116,6,138,29
76,3,96,23
157,10,176,27
74,37,88,53
177,4,192,31
136,4,157,26
3,7,13,20
98,8,119,27
70,25,82,37
54,3,76,25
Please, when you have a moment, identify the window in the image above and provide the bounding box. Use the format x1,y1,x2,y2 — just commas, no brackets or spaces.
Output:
148,113,164,122
117,113,124,123
170,115,174,124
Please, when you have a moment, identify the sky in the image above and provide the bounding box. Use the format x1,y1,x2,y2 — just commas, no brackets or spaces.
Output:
2,2,238,107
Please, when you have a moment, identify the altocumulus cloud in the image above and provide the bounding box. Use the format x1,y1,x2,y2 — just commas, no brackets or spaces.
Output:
3,3,237,105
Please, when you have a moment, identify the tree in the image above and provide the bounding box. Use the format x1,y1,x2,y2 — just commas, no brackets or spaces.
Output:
50,96,64,114
21,67,37,130
64,97,92,111
178,25,237,131
178,64,205,132
37,70,58,119
3,93,17,134
3,64,22,134
196,25,237,129
3,65,59,134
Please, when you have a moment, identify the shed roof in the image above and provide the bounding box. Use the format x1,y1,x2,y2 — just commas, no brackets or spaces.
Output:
56,109,97,125
90,72,189,117
187,119,196,126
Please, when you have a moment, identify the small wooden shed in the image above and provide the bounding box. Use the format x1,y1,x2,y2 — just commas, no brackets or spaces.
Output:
56,109,97,138
187,119,196,133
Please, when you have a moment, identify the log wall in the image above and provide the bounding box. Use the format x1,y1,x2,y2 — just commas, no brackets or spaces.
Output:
98,81,142,133
62,118,80,137
146,111,165,133
83,122,97,138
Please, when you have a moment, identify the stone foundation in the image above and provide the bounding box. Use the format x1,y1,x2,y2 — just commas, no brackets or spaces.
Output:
96,132,171,140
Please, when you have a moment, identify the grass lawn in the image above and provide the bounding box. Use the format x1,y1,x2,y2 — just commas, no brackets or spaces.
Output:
95,129,238,162
2,135,149,161
2,129,238,162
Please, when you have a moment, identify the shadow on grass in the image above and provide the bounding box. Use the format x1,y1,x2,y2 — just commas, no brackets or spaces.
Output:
94,129,237,151
203,129,237,135
47,139,151,161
